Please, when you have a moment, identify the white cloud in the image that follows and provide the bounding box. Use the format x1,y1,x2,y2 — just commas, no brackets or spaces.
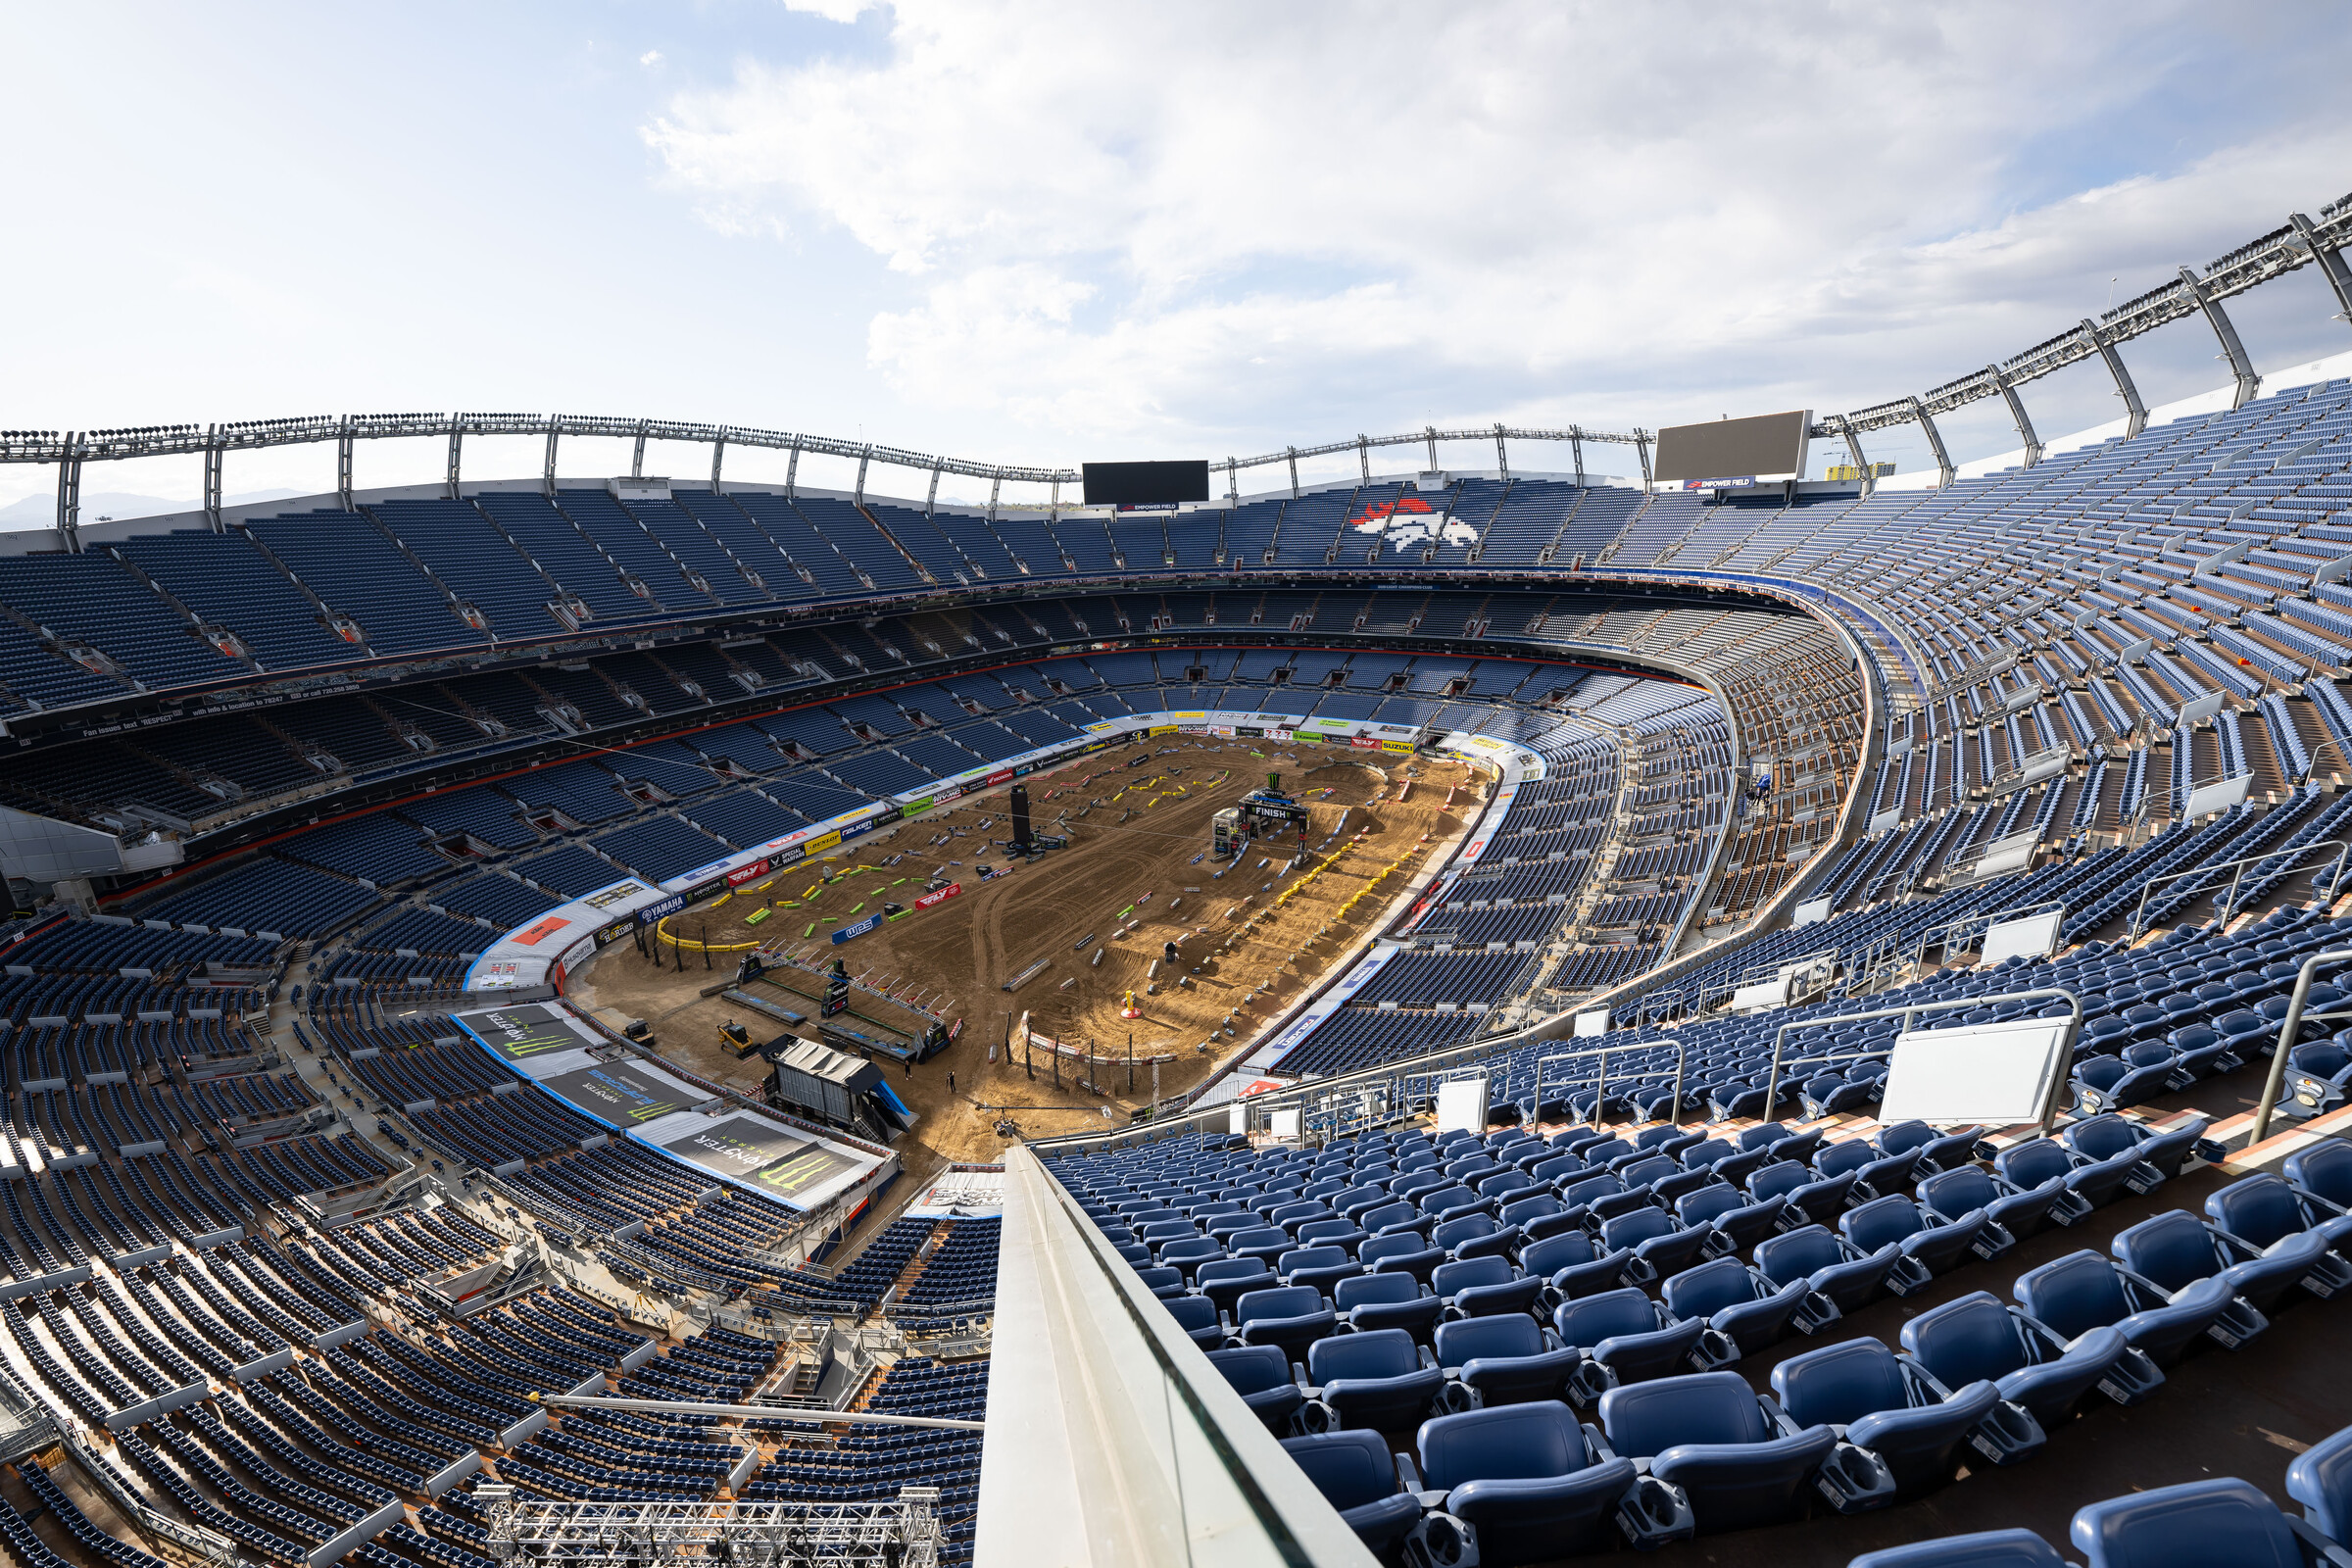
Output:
640,49,662,67
643,1,2352,457
780,0,873,24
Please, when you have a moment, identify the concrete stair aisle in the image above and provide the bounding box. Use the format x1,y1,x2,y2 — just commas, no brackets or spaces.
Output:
881,1221,955,1308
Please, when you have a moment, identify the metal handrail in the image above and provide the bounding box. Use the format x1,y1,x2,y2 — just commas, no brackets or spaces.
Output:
1740,945,1839,988
2254,947,2352,1143
1761,986,2083,1132
1530,1036,1694,1131
1695,946,1840,1014
2128,838,2349,942
1911,898,2068,973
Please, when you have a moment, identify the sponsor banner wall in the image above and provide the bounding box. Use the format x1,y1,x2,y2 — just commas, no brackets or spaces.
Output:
630,1106,879,1212
452,1001,603,1063
446,996,884,1213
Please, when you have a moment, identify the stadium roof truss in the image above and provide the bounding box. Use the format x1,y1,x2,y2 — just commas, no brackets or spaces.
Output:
6,189,2348,542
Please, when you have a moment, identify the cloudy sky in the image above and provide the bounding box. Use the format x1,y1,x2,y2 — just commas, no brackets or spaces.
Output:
5,0,2350,517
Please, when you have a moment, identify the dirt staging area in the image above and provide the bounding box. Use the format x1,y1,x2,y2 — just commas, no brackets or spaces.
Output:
575,737,1480,1178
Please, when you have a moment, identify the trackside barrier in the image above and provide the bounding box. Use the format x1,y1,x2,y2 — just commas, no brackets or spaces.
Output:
1760,987,2084,1133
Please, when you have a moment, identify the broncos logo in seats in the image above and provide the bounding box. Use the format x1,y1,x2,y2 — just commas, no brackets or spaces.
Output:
1348,495,1478,549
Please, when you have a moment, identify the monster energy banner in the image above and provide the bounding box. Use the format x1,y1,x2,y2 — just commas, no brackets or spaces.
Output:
537,1059,704,1128
656,1112,858,1199
453,1002,596,1063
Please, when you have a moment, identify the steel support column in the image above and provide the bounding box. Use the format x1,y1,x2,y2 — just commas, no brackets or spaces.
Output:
1635,430,1653,494
337,419,355,510
1355,435,1369,482
2179,265,2262,409
2290,212,2352,325
1838,416,1871,496
2082,318,2147,440
855,444,872,507
542,422,560,498
784,438,800,499
1225,457,1239,505
986,469,1001,520
1286,446,1298,499
710,431,726,495
55,437,80,553
631,420,648,480
1494,422,1509,480
1423,425,1439,472
1908,397,1955,489
925,460,942,518
202,426,224,532
1570,426,1585,488
446,419,464,500
1991,365,2043,467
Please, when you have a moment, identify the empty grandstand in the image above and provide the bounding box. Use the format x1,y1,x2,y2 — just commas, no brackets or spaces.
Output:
2,160,2352,1568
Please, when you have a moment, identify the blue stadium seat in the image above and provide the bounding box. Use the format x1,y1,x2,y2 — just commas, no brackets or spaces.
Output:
1278,1430,1423,1558
1756,1224,1910,1314
1410,1400,1661,1564
2070,1476,2335,1568
2287,1421,2352,1546
1331,1272,1442,1345
2012,1249,2261,1364
1596,1370,1874,1531
1430,1255,1542,1319
1433,1313,1581,1408
1162,1295,1222,1348
1520,1229,1634,1300
1232,1285,1336,1358
2287,1141,2352,1209
1660,1254,1825,1353
1845,1530,2070,1566
2112,1208,2345,1316
1842,1192,1998,1277
1898,1291,2153,1428
1553,1287,1717,1396
1300,1328,1443,1434
1205,1344,1302,1432
2205,1173,2352,1258
1772,1337,2038,1499
1919,1163,2069,1241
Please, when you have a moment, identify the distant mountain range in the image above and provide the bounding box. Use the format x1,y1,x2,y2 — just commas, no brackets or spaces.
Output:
0,489,308,533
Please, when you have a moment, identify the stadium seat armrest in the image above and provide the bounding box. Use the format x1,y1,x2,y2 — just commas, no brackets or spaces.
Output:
2286,1513,2352,1567
1616,1472,1696,1549
1819,1437,1901,1514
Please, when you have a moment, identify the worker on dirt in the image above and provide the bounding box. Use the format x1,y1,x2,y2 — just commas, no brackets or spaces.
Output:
948,1071,956,1096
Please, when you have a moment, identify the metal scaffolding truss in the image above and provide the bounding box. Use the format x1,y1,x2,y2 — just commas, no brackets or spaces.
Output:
5,188,2348,528
484,1490,943,1568
1821,192,2352,441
